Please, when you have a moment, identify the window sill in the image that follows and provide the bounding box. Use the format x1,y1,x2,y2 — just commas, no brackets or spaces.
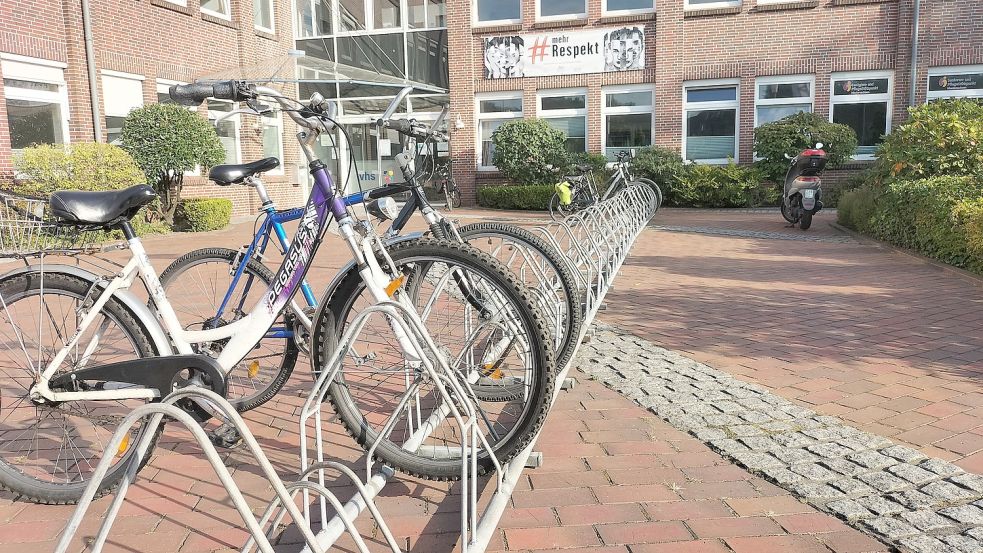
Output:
472,23,523,34
150,0,193,16
254,28,277,41
684,6,742,18
598,12,656,24
754,0,819,11
831,0,896,5
533,18,588,29
201,12,238,29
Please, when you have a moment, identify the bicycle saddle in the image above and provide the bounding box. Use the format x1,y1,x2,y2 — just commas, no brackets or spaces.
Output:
209,157,280,186
49,184,157,225
574,164,593,173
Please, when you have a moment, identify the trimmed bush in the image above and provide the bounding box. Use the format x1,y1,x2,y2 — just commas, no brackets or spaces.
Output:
121,104,226,225
491,119,568,186
877,99,983,179
175,198,232,232
753,112,858,184
838,176,983,273
12,143,145,197
670,162,774,208
477,185,553,211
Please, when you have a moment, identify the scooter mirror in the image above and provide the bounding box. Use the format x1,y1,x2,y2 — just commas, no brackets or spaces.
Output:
784,153,793,160
816,142,824,149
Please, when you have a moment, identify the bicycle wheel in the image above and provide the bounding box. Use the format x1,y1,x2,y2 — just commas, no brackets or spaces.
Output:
311,238,554,480
457,222,583,372
548,194,571,222
446,178,462,210
158,248,298,412
0,271,161,504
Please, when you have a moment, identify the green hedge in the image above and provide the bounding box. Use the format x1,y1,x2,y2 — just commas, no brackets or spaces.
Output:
477,185,553,211
670,162,777,208
838,176,983,273
175,198,232,232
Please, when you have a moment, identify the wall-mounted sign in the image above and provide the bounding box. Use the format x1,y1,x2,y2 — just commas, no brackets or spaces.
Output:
483,26,645,79
833,78,890,96
930,72,983,92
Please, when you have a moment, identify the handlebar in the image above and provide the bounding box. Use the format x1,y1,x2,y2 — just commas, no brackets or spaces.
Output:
169,81,254,106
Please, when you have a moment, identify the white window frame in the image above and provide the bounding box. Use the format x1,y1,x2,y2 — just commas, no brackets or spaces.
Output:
259,111,285,175
101,70,145,145
536,0,587,22
685,0,740,10
473,0,522,27
927,64,983,102
254,0,276,33
208,99,242,165
201,0,232,20
537,88,588,152
754,74,814,128
682,78,740,164
829,70,893,161
601,84,655,161
475,91,523,170
0,54,71,151
602,0,655,16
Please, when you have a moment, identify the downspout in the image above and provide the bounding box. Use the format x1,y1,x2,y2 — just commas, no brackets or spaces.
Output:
908,0,922,107
80,0,102,142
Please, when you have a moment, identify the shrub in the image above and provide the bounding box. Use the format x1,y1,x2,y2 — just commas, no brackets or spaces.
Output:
954,197,983,259
121,104,226,225
669,162,770,208
175,197,232,232
836,186,880,232
477,185,553,211
753,112,858,184
564,151,608,175
877,99,983,179
11,143,145,197
491,119,567,186
632,146,686,199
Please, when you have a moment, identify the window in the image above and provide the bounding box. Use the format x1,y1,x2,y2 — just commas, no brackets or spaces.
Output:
927,65,983,102
102,71,145,144
683,80,738,163
260,112,284,174
296,0,332,37
755,75,813,127
537,0,586,20
475,0,520,24
830,71,892,158
255,0,275,32
408,0,446,28
685,0,739,9
208,99,240,165
538,89,587,152
602,86,653,160
407,30,449,90
603,0,653,15
475,93,522,169
201,0,232,19
1,55,70,152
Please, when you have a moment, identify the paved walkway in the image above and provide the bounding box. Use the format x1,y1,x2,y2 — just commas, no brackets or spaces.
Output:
1,206,980,552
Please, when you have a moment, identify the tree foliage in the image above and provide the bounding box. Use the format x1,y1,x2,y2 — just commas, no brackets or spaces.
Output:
753,112,858,184
491,119,568,186
877,99,983,180
120,104,225,224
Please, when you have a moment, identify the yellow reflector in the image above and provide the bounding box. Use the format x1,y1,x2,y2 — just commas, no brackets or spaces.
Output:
248,360,260,379
482,363,504,379
116,434,130,457
385,275,407,297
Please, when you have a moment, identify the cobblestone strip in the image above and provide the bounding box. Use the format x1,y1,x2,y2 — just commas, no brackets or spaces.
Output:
651,225,858,243
581,324,983,553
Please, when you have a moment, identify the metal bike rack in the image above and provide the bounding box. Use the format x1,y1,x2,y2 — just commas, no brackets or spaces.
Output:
57,182,659,553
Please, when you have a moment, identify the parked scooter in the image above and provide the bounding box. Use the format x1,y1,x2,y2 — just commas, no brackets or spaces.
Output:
781,142,827,230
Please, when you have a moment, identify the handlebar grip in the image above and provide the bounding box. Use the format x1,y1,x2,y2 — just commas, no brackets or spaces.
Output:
211,81,238,101
386,119,414,134
168,83,215,106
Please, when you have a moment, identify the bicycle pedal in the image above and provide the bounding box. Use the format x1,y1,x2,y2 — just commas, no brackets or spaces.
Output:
208,423,243,449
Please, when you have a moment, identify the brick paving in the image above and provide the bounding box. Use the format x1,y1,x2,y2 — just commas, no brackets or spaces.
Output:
600,208,983,472
1,206,980,551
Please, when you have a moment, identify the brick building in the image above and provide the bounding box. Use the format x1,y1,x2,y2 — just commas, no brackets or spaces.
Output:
0,0,980,212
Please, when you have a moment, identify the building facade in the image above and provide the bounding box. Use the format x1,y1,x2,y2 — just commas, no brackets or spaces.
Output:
0,0,980,212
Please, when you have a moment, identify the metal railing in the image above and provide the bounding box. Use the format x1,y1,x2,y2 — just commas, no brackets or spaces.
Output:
57,181,660,553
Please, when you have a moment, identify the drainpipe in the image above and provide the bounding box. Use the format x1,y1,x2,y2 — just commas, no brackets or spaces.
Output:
908,0,922,107
80,0,103,142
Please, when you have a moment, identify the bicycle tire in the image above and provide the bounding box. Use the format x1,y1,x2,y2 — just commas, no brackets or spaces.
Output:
456,222,584,372
311,238,555,480
158,247,298,412
0,271,162,504
447,178,462,209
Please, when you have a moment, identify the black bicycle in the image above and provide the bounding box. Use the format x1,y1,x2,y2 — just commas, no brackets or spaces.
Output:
431,160,461,210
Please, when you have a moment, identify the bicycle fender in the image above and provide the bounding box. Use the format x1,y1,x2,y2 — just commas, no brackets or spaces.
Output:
0,263,175,356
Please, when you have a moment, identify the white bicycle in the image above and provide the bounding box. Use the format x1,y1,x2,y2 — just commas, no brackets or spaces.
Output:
0,82,553,504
